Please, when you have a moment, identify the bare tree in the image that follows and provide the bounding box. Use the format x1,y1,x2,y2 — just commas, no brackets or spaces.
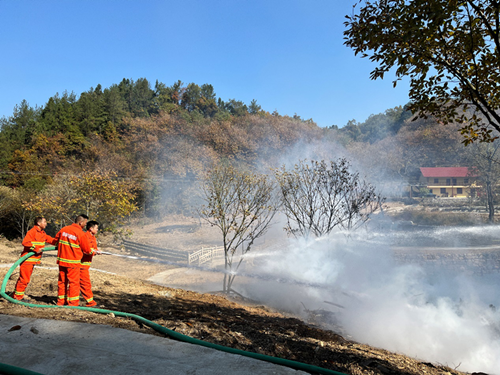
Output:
200,163,277,293
275,159,384,238
464,139,500,223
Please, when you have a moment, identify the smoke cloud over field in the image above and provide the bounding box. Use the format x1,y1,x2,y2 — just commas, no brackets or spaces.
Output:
236,228,500,374
156,132,500,373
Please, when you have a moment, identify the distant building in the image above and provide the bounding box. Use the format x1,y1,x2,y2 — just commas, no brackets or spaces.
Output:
419,167,478,198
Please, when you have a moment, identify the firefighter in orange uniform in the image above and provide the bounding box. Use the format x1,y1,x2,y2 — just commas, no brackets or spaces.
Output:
54,214,93,306
12,217,57,301
80,220,101,307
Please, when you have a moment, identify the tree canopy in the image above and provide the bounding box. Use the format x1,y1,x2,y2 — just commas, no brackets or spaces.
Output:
275,159,384,237
344,0,500,144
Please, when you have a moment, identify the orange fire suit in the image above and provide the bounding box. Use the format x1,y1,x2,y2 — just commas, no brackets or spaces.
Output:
55,223,92,306
80,231,98,307
13,225,57,300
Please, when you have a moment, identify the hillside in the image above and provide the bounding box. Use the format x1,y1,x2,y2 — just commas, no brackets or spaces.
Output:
0,217,467,375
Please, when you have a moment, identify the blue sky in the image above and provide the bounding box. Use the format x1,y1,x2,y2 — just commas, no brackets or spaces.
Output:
0,0,410,128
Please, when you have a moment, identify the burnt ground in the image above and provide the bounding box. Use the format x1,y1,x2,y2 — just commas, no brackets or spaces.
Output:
0,216,470,375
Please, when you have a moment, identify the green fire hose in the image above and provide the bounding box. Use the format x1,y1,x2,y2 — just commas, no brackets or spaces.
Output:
0,247,347,375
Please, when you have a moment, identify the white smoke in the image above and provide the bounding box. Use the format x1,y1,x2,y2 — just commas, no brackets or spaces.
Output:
154,127,500,372
238,229,500,374
241,134,500,373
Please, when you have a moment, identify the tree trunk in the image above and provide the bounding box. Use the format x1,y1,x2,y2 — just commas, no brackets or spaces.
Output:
487,182,495,223
227,274,235,292
223,249,229,293
223,274,228,293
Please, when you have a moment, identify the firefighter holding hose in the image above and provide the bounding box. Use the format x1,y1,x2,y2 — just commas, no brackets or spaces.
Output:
12,217,58,301
54,214,93,306
80,220,101,307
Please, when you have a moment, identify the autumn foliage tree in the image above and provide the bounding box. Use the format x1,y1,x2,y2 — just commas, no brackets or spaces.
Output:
25,169,137,231
70,169,137,227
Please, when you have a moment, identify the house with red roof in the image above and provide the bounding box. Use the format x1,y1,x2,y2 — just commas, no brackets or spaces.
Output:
419,167,478,198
